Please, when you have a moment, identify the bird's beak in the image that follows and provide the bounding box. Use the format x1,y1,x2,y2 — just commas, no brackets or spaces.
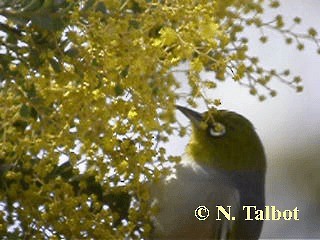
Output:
176,105,203,128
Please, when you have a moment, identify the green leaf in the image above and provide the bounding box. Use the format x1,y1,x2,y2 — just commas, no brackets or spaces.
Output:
82,0,96,11
49,58,62,73
31,15,64,31
20,104,31,118
120,66,129,78
30,107,38,120
13,120,28,131
27,84,37,98
129,20,140,29
114,83,124,96
131,1,143,13
65,47,79,58
96,2,106,13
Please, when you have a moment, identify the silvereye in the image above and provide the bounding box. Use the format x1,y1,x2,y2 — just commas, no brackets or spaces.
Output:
152,105,266,239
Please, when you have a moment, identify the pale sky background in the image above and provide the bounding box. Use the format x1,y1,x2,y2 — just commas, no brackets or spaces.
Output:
167,0,320,238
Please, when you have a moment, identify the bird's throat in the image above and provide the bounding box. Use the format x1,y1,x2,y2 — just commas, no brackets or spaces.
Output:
186,136,266,171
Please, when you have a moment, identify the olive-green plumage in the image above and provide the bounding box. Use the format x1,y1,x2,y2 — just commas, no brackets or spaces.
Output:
153,105,267,239
186,108,266,171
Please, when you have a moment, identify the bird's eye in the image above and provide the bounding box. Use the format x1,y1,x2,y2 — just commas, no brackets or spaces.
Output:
209,122,226,137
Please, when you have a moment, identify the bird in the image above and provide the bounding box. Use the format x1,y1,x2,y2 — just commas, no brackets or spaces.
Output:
151,105,266,239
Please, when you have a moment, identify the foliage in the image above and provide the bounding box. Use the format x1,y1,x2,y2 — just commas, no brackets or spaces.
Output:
0,0,319,238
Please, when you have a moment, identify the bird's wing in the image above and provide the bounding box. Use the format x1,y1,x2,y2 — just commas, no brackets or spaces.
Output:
151,158,240,239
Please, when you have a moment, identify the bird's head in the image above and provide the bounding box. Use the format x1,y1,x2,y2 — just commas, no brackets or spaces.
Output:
176,105,266,171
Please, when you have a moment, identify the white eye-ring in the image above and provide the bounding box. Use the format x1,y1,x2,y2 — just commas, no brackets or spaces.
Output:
209,122,226,137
